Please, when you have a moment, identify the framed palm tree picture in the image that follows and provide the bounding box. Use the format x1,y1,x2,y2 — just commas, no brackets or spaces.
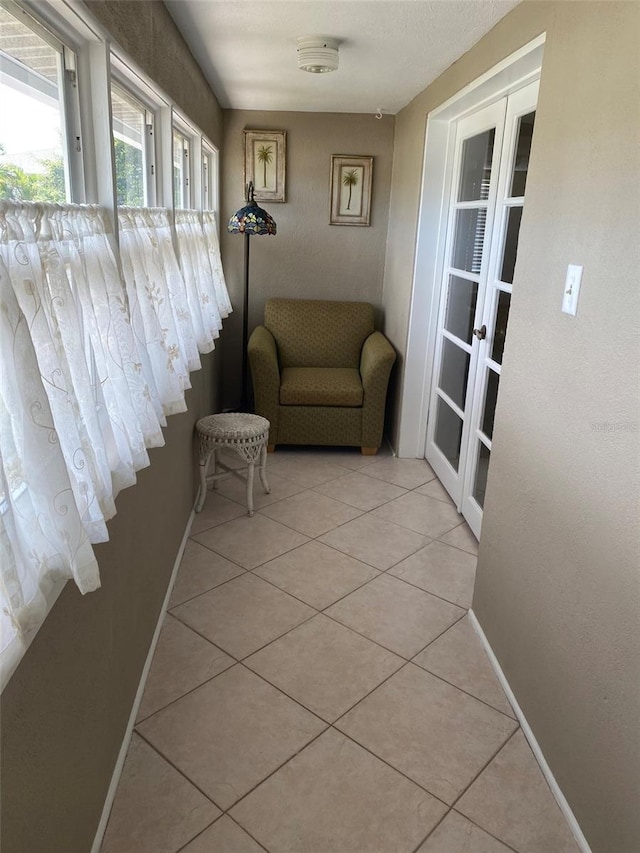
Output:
244,130,286,202
330,155,373,226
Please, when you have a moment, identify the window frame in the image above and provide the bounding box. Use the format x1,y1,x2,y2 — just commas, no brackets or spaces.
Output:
0,0,85,202
109,75,158,207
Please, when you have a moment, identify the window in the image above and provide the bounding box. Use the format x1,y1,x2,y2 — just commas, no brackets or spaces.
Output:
173,127,191,208
111,81,155,206
1,0,231,689
202,144,214,211
0,2,76,202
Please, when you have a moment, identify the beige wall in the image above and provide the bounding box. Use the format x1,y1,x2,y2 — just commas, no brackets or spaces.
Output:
86,0,223,147
1,4,225,851
220,109,394,409
383,3,640,852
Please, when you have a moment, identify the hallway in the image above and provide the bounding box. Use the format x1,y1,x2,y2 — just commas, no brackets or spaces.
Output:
100,448,579,853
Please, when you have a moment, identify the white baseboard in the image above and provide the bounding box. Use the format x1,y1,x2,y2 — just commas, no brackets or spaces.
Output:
468,610,592,853
91,506,196,853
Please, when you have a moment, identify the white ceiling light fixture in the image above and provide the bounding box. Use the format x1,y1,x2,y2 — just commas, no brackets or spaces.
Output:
296,35,340,74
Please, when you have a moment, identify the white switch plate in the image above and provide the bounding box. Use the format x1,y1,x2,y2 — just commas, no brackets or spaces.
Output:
562,264,583,316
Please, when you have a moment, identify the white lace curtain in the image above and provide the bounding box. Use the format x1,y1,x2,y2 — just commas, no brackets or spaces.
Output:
0,200,230,680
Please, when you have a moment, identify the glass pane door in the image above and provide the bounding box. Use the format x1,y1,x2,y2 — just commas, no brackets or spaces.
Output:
425,80,539,541
425,100,506,500
461,82,538,537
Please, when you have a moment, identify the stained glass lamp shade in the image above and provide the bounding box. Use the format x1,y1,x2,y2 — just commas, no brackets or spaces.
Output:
228,182,277,409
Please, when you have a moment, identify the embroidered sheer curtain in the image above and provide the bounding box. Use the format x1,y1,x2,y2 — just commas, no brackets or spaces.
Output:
0,200,230,685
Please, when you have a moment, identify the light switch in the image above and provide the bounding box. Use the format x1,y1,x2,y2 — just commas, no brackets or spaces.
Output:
562,264,583,316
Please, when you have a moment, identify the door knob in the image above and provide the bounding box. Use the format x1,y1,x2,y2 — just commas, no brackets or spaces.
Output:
473,325,487,341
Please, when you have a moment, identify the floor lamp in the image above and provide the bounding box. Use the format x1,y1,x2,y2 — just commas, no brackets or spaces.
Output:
227,181,277,410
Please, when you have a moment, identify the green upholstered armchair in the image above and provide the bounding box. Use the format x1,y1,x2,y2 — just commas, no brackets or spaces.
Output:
248,298,396,454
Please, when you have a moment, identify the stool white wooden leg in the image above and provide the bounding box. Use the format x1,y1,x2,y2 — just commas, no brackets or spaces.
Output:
211,448,219,490
196,452,211,512
246,459,256,517
259,443,271,494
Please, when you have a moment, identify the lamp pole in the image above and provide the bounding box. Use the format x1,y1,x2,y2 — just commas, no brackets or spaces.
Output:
241,231,251,410
227,181,277,412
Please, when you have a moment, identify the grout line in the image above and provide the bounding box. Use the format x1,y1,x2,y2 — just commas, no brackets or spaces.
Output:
409,808,451,853
219,725,331,814
380,566,472,611
135,729,226,810
166,566,247,610
224,814,271,852
133,655,237,726
249,561,379,614
450,726,521,811
173,816,225,853
331,712,452,811
451,809,521,853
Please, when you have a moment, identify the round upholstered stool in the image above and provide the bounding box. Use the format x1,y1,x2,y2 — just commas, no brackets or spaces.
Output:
195,413,271,517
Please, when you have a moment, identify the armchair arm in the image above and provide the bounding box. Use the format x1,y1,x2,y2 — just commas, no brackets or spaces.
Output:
360,331,396,449
248,326,280,439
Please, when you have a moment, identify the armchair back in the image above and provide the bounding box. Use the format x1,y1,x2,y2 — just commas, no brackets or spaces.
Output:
264,298,375,369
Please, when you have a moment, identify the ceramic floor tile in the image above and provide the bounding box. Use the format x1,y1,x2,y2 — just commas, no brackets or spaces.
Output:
138,665,326,811
230,728,446,853
313,471,408,511
192,513,309,570
439,522,479,556
216,448,248,470
172,573,315,659
100,734,219,853
413,615,514,718
337,664,517,804
254,540,378,609
191,493,247,534
258,489,362,537
372,491,463,538
244,614,403,722
389,540,477,608
264,455,352,488
137,616,234,722
169,541,244,607
319,513,429,570
415,477,457,506
213,469,305,509
325,573,464,658
457,731,581,852
417,811,513,852
269,445,392,470
180,816,265,853
360,456,437,489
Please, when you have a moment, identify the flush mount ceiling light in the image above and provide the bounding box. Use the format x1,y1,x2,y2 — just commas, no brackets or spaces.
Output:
296,35,339,73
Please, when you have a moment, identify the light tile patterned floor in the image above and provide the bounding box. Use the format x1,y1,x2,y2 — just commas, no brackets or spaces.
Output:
101,447,580,853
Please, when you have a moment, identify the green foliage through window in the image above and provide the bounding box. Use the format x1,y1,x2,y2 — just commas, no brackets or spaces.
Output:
0,144,66,203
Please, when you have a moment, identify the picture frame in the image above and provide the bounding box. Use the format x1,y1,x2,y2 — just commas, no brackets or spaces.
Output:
244,130,286,203
330,155,373,226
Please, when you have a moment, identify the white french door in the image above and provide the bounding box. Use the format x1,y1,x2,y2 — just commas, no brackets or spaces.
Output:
425,80,538,539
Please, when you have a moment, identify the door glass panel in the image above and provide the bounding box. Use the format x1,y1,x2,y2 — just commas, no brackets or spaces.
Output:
458,129,495,202
439,338,470,410
499,206,522,284
491,291,510,364
481,370,500,440
434,397,463,472
510,111,535,197
452,208,488,274
444,276,478,343
473,443,491,507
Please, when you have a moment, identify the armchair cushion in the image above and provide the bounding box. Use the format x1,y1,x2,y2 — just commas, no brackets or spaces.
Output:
280,368,363,407
265,298,374,368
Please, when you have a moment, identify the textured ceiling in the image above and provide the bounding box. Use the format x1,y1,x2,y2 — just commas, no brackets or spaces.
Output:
165,0,520,115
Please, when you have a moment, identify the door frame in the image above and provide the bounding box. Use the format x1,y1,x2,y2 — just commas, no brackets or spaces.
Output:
396,35,545,460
